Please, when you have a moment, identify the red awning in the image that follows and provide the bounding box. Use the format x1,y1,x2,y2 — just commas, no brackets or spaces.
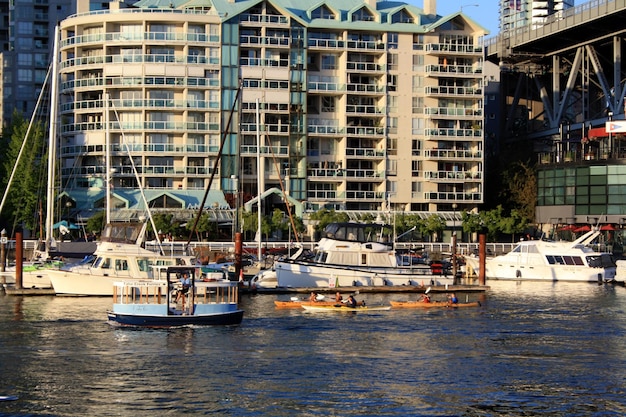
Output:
600,224,616,231
574,225,591,232
587,127,608,139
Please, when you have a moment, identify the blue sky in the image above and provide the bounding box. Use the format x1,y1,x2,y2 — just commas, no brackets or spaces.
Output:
406,0,500,36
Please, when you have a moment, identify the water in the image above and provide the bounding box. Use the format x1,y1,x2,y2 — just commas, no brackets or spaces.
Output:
1,281,626,416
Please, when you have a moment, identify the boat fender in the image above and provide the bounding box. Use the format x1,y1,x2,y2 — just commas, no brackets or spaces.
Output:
516,270,521,278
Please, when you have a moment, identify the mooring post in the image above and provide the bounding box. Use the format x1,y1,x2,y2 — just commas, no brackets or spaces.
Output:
234,232,243,283
15,231,23,289
478,230,486,286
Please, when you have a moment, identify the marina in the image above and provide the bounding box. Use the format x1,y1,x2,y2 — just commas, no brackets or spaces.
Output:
0,280,624,416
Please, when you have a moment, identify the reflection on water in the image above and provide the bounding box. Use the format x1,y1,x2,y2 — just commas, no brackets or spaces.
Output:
1,281,626,416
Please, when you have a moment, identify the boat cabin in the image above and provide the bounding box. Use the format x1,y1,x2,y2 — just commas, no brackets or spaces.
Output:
112,266,239,316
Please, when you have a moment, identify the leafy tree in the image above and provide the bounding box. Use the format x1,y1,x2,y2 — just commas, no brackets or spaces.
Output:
85,211,106,237
499,208,528,242
0,112,46,236
499,161,537,225
308,209,350,232
479,206,505,242
421,214,445,242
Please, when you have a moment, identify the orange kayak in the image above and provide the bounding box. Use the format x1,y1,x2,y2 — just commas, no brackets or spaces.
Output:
390,300,481,309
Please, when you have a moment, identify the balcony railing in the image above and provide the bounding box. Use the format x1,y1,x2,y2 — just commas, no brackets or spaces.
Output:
424,43,483,54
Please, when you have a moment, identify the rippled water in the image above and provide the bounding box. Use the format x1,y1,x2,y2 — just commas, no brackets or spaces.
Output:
1,281,626,416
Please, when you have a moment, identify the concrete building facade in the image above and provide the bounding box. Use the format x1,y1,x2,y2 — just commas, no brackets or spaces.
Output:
51,0,486,224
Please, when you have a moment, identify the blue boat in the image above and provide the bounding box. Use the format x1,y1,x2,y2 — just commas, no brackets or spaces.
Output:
107,266,244,327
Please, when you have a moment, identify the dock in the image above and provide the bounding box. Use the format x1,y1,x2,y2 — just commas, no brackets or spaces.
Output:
1,286,56,296
249,284,489,295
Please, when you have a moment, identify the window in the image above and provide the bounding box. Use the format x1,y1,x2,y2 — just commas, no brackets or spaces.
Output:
387,137,397,155
311,6,335,20
387,75,397,92
352,8,374,22
388,54,398,71
387,33,398,49
321,96,336,112
321,54,337,70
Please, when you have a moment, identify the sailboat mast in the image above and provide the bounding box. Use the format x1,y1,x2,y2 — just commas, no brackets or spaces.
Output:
105,89,111,224
45,25,60,250
256,99,262,259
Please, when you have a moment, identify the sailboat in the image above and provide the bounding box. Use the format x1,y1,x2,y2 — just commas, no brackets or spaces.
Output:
8,27,198,293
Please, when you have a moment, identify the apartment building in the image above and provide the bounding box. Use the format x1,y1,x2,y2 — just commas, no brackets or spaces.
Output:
56,0,486,221
500,0,574,32
1,0,74,125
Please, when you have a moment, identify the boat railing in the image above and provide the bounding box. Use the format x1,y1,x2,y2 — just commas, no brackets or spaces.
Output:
112,280,239,305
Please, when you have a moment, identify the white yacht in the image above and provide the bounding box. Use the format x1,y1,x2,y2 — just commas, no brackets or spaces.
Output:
464,229,617,283
45,222,196,296
274,222,455,288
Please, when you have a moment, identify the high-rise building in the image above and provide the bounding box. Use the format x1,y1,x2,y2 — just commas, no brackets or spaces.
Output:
1,0,74,124
500,0,574,32
53,0,486,222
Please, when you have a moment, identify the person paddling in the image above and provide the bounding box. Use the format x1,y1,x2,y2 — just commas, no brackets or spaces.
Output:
346,295,358,308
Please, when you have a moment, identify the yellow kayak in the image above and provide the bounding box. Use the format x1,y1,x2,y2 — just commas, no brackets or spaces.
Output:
301,304,391,312
274,300,339,309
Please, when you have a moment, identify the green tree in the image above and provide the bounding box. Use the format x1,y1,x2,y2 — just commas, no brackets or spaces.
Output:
499,208,528,242
421,214,445,242
85,211,106,237
308,209,350,232
1,112,46,236
499,161,537,225
479,206,505,242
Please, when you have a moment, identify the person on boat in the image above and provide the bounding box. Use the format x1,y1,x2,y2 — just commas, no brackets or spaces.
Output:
448,293,458,304
175,273,192,308
335,292,343,303
420,293,431,303
309,291,319,302
346,295,358,308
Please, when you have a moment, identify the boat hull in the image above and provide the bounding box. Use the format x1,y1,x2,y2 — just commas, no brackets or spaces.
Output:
390,300,481,308
301,304,391,312
107,309,244,327
465,257,616,282
274,300,338,308
275,261,454,288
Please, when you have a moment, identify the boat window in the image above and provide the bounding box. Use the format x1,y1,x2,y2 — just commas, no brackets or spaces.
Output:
572,257,584,266
361,254,367,265
93,256,104,268
546,255,556,265
512,245,521,253
586,255,602,268
115,259,129,271
137,258,150,272
101,258,111,269
553,256,565,265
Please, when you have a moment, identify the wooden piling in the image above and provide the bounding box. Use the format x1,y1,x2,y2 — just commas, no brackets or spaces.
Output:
478,231,486,286
15,231,23,289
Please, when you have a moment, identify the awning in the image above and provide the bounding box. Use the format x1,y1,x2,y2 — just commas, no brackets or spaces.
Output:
587,127,608,140
574,225,591,233
600,224,616,231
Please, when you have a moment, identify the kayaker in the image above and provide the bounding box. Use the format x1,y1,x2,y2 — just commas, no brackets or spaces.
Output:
335,292,343,303
346,295,358,308
309,291,319,302
448,293,458,304
420,293,431,303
